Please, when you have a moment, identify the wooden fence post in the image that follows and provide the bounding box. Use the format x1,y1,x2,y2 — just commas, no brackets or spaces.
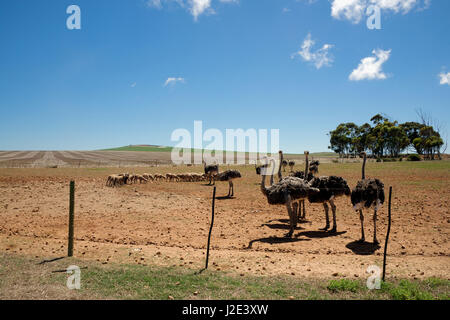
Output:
205,187,216,270
382,186,392,281
68,181,75,257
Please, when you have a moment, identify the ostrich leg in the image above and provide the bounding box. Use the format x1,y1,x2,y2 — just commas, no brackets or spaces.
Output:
231,181,234,197
292,202,299,223
359,210,365,242
373,208,379,244
301,200,306,220
320,203,330,231
227,181,232,197
284,193,296,238
329,199,337,233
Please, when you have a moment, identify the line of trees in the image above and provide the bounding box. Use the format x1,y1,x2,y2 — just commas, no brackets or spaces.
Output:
328,112,446,160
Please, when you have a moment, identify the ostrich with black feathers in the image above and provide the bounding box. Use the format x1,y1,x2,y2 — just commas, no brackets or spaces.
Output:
308,174,350,233
281,159,288,172
289,151,318,221
288,160,295,172
351,152,385,244
260,151,320,238
216,170,242,198
204,161,219,185
309,160,320,175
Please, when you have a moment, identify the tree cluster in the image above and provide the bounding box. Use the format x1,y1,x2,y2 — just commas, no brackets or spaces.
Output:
328,114,444,159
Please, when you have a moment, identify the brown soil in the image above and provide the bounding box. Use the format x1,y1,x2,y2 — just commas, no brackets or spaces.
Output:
0,163,449,280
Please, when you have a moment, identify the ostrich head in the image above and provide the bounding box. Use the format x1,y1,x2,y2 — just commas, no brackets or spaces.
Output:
360,152,367,180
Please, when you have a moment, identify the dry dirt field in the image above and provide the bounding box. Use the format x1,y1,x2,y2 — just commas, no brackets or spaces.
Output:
0,151,173,167
0,161,449,284
0,150,336,168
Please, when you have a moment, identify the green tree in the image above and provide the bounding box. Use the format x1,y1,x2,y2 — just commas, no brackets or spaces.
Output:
414,126,444,160
400,122,425,154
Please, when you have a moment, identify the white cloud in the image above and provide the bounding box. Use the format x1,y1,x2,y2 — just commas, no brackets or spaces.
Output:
146,0,163,9
130,82,137,87
439,72,450,85
291,33,334,69
190,0,213,21
297,0,318,4
164,77,186,86
331,0,365,23
331,0,431,23
282,7,291,13
147,0,236,20
349,49,391,81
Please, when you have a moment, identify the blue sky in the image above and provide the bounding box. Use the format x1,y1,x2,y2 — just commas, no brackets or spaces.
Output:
0,0,449,152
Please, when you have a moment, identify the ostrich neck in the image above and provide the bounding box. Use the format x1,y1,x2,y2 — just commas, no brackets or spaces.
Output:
260,167,267,195
277,152,283,182
261,159,276,195
362,154,366,180
305,153,309,178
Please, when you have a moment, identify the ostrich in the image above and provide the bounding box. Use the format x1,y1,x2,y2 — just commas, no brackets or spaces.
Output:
260,152,320,238
281,159,288,172
351,152,385,244
204,161,219,185
288,160,295,172
290,151,316,221
308,174,351,233
309,160,320,175
216,170,242,197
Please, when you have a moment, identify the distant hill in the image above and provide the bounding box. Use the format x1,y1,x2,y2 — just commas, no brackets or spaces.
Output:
100,145,336,157
101,145,173,152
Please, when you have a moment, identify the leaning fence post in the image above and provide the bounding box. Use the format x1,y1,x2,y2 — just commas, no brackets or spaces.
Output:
68,181,75,257
382,186,392,281
205,187,216,270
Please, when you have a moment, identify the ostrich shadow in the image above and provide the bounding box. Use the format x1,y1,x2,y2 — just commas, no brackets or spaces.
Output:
247,236,310,249
265,218,311,225
216,195,235,200
261,223,306,231
297,230,347,239
346,240,381,255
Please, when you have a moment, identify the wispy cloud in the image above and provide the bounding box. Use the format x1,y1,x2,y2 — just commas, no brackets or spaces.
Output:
439,72,450,85
146,0,163,9
297,0,318,4
130,82,137,88
291,33,334,69
146,0,236,21
349,49,391,81
331,0,431,24
164,77,186,87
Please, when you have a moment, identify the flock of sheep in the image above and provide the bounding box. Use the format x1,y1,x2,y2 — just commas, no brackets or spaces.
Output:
106,172,209,187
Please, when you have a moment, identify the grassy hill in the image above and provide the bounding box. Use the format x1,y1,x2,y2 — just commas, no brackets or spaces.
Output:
100,145,336,157
101,145,173,152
